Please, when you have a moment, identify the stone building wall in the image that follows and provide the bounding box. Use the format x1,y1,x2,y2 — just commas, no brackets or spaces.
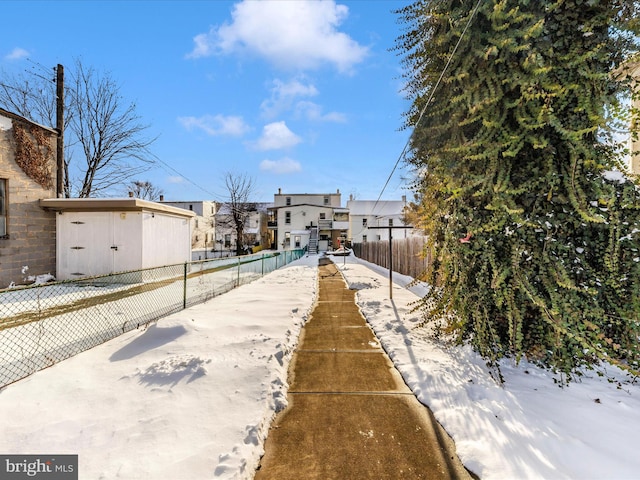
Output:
0,112,57,288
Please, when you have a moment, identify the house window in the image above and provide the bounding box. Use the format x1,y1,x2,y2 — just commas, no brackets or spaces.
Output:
285,211,291,224
294,235,301,248
0,179,6,237
319,213,326,220
286,197,291,206
362,235,367,243
324,196,329,205
388,218,394,227
224,234,231,247
189,204,193,211
362,218,367,227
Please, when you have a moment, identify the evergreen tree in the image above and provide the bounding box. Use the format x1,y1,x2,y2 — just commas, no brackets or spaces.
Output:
396,0,640,379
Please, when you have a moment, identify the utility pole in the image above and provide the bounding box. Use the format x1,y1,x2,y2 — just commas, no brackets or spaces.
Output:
55,64,64,198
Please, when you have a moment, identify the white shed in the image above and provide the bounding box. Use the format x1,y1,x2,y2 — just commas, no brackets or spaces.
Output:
40,198,195,280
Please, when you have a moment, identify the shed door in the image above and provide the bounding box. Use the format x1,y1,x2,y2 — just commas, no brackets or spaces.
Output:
59,212,139,278
61,212,113,278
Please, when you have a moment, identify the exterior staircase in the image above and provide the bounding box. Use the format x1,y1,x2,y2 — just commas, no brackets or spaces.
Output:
308,226,319,254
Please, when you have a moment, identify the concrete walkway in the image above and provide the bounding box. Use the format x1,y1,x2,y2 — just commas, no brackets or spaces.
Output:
254,258,476,480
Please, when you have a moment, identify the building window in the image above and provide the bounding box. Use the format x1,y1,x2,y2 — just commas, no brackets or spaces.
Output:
0,179,6,237
294,235,301,248
224,234,231,247
388,218,393,227
324,196,329,205
189,204,193,211
286,197,291,206
319,213,326,220
362,235,367,243
362,218,367,227
285,211,291,224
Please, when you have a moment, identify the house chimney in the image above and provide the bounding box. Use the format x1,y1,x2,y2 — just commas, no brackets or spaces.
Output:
128,191,134,198
160,195,164,202
278,188,281,195
350,194,353,201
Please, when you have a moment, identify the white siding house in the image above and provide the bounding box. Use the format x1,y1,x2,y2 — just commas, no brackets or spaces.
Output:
269,189,346,252
347,196,410,244
39,198,194,280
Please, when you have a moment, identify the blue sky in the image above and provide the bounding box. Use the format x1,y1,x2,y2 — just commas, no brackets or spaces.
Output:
1,0,413,203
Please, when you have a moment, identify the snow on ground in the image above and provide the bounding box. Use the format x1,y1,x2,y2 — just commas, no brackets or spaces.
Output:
1,253,639,479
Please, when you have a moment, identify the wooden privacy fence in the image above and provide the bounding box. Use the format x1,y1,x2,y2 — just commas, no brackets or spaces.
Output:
352,236,431,280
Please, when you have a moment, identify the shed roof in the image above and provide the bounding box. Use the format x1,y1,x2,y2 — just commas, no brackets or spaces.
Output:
39,198,196,218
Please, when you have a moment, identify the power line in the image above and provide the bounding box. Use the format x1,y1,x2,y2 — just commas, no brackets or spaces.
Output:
154,157,224,201
373,0,484,212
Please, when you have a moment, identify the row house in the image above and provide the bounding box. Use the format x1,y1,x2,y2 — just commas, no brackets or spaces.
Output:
268,189,348,253
214,202,271,253
347,195,410,244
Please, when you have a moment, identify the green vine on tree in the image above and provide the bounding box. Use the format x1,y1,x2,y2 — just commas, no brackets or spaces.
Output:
397,0,640,382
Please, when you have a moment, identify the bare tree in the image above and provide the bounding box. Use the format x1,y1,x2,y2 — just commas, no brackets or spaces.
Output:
126,180,163,201
0,58,156,197
217,172,256,256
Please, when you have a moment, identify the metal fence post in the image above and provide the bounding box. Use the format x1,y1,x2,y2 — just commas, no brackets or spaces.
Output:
237,257,241,286
183,262,188,309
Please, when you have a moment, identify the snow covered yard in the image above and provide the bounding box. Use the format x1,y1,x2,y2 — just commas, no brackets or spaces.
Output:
0,258,318,479
0,253,639,479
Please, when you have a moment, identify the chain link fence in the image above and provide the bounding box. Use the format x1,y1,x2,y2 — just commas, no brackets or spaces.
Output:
0,249,304,388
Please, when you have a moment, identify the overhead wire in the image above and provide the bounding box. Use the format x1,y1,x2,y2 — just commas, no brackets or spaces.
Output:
154,157,224,201
372,0,484,215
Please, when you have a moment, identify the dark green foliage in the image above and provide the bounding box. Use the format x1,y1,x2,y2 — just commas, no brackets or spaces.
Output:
397,0,640,379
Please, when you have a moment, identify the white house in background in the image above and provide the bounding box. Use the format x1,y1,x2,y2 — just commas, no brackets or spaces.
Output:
159,198,216,250
347,195,411,243
268,189,347,253
214,202,271,254
39,198,194,280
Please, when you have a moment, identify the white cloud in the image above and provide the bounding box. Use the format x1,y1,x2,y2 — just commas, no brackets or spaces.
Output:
254,121,302,151
295,101,346,123
5,48,29,61
167,176,186,184
261,77,318,118
178,114,250,137
186,0,369,73
260,157,302,174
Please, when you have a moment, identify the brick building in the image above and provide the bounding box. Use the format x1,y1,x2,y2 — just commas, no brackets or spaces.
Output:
0,108,59,287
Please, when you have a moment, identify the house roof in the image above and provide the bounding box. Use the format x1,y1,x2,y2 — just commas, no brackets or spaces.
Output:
39,198,196,218
268,203,338,211
346,200,407,216
0,107,59,135
216,202,272,215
